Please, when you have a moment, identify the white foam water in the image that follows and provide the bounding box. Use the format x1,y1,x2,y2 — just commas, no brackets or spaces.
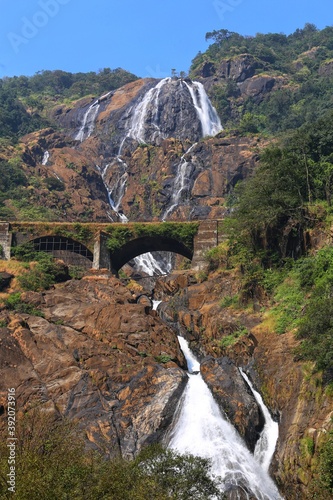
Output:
75,100,100,142
240,369,279,473
168,337,283,500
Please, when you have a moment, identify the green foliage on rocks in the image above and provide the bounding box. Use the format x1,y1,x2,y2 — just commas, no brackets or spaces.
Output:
318,427,333,495
0,83,48,141
218,325,248,348
4,292,44,316
10,244,69,292
0,68,138,143
227,110,333,262
106,222,199,252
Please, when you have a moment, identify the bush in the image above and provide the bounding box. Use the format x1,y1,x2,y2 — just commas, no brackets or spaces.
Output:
205,243,228,271
11,243,44,262
4,292,44,316
68,265,85,279
44,177,65,191
0,409,222,499
17,256,69,292
319,428,333,495
219,325,248,348
11,246,69,291
296,295,333,384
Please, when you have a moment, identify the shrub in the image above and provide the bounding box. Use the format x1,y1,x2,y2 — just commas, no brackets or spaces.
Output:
219,295,239,309
296,295,333,384
319,428,333,495
44,177,65,191
4,292,44,316
205,243,228,271
155,354,172,364
0,409,222,499
68,265,85,279
17,257,68,292
11,242,41,262
219,325,248,348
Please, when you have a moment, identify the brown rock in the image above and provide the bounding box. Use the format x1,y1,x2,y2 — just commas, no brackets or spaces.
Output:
0,275,187,458
201,356,264,451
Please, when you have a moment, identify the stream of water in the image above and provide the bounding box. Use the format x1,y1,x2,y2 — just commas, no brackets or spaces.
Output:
75,100,100,142
168,337,283,500
240,369,279,473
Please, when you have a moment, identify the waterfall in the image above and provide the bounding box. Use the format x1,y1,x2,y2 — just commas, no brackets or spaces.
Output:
168,337,283,500
161,81,221,219
240,369,279,472
162,143,197,220
184,81,223,137
109,78,172,219
42,151,50,165
152,300,162,311
91,78,222,274
134,253,166,276
134,251,173,276
98,163,128,223
126,77,171,144
75,100,100,142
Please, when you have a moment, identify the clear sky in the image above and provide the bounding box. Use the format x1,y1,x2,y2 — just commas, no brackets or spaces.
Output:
0,0,332,79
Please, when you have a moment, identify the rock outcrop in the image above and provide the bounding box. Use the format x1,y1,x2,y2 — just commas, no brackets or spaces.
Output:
201,356,264,452
0,271,187,458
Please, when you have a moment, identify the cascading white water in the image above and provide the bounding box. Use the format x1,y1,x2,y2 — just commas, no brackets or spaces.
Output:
162,143,197,220
184,81,223,137
98,163,128,223
79,78,223,275
161,81,222,219
134,251,173,276
240,369,279,473
108,78,173,225
42,151,50,165
126,77,171,143
75,100,100,142
168,337,283,500
152,300,162,311
134,253,166,276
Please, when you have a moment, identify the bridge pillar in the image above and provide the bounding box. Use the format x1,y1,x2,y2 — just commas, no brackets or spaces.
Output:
191,220,219,272
93,232,111,270
0,223,12,260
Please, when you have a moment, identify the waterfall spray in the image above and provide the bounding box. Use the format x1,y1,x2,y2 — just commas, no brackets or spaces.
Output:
168,337,283,500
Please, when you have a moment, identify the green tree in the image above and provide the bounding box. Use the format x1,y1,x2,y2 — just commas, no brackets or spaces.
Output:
0,410,223,499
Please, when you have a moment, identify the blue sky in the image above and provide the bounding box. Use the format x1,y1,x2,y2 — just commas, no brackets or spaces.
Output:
0,0,332,79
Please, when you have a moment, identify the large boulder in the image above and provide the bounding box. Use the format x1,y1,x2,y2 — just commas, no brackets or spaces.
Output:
201,356,264,452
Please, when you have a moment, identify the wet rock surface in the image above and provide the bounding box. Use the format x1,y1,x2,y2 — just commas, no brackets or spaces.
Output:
201,356,264,452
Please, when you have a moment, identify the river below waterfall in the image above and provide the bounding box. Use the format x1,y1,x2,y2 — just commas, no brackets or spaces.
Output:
167,336,283,500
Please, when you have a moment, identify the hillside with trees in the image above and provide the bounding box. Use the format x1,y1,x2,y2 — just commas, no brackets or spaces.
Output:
191,24,333,134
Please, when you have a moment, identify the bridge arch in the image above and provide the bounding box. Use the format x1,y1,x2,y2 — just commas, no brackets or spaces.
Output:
30,235,93,268
109,235,193,273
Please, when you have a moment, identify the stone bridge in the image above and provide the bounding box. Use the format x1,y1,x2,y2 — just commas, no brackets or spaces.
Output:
0,220,224,273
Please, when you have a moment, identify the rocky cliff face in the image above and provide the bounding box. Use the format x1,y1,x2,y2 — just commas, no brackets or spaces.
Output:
9,75,262,224
13,76,260,223
0,271,188,458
